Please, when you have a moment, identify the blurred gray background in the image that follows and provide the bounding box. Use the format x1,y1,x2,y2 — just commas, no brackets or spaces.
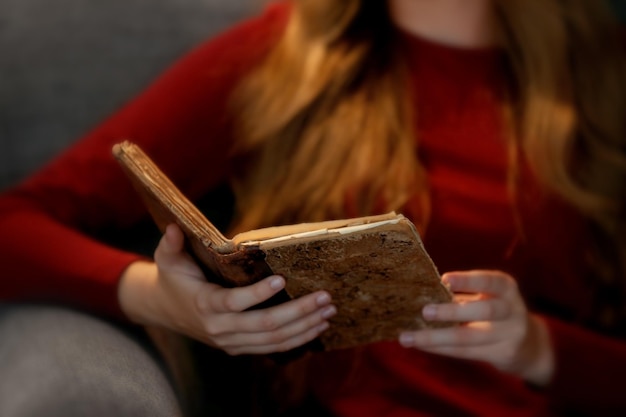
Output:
0,0,256,190
0,0,624,190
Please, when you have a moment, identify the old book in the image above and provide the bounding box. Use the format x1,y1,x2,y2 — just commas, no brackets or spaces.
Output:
112,141,453,350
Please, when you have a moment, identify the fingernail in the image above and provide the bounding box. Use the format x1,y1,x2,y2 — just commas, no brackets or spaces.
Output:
422,305,436,320
399,333,414,346
316,292,331,306
441,273,458,286
269,276,284,290
321,305,337,319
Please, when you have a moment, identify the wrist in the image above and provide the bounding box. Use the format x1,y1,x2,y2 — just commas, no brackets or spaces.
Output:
519,314,555,386
118,260,160,325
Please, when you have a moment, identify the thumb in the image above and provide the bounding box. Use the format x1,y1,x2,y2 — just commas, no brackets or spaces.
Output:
164,223,185,251
155,223,185,263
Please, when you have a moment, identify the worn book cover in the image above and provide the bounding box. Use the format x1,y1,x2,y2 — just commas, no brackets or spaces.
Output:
113,141,453,350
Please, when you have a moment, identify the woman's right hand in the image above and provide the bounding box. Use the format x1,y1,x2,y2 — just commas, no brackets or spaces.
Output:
118,223,336,355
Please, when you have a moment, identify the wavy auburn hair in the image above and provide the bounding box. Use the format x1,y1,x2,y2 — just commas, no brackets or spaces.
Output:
231,1,420,232
231,0,626,326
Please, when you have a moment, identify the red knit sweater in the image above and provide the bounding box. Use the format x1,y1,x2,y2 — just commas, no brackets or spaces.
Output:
0,3,624,416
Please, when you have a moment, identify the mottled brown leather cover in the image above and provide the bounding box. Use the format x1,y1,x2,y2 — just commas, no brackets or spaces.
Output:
261,220,452,350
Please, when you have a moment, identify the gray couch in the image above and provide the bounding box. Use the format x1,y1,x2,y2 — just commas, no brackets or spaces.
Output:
0,0,255,190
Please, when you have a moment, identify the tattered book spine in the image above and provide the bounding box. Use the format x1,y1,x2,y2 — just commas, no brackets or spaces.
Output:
112,142,272,287
189,239,273,287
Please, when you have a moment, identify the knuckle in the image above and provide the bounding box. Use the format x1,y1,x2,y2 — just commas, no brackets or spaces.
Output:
260,313,278,331
223,293,241,312
268,328,287,344
440,306,455,321
456,328,473,345
252,331,276,346
194,289,210,314
295,297,311,315
253,282,271,302
203,321,220,337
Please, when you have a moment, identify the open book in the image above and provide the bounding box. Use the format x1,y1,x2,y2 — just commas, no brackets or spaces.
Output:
113,141,453,350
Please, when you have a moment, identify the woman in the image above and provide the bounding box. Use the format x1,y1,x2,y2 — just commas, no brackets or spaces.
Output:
1,0,625,415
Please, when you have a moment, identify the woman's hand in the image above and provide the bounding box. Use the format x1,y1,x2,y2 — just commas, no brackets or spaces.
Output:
119,224,336,355
398,270,554,386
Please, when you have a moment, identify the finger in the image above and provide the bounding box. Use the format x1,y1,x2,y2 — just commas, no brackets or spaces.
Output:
225,290,334,332
207,275,330,314
162,223,185,252
442,270,517,297
154,224,188,265
422,299,512,323
399,321,495,348
453,293,482,303
215,304,336,348
205,275,288,313
412,344,495,363
224,322,330,356
154,224,204,279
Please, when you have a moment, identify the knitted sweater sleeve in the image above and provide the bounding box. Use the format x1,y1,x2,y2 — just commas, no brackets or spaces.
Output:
543,316,626,414
0,3,288,320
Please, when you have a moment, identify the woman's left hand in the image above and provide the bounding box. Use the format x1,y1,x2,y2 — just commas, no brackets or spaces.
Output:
398,270,554,386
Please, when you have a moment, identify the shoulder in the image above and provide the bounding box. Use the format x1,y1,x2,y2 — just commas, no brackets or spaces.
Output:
180,1,292,75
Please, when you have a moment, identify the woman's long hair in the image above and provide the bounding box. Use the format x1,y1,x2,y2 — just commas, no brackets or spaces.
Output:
231,1,422,232
231,0,626,328
496,0,626,329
